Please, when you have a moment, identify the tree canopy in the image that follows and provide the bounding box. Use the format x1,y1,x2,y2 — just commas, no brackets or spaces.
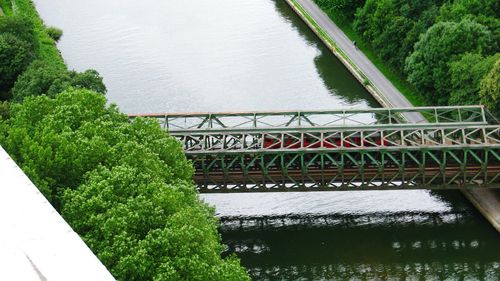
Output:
480,59,500,115
0,33,36,99
12,60,106,102
448,53,498,106
2,89,249,280
405,19,492,104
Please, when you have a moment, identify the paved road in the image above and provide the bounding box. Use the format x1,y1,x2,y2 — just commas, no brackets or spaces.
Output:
295,0,425,123
292,0,500,233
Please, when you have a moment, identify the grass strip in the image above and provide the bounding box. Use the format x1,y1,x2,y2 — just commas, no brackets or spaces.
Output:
11,0,65,68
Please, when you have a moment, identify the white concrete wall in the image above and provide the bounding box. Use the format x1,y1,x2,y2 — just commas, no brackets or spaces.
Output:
0,146,115,281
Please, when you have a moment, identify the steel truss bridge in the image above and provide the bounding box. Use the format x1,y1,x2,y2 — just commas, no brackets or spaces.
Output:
130,106,500,192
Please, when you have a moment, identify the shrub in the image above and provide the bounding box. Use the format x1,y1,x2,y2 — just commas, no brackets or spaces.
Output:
68,69,107,94
0,33,36,100
449,53,498,106
480,59,500,115
12,61,106,102
0,101,9,120
45,26,62,41
0,15,38,50
11,60,70,101
405,19,492,104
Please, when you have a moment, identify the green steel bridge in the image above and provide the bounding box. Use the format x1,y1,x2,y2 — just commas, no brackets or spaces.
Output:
130,106,500,193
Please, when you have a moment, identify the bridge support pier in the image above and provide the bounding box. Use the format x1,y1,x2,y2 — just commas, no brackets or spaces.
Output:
461,189,500,233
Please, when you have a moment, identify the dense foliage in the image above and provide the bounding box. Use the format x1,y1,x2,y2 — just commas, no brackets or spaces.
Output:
0,1,249,280
12,60,106,102
0,15,38,99
480,59,500,116
1,90,249,280
315,0,500,113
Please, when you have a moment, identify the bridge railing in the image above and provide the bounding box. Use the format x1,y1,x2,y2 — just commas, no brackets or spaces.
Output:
129,106,488,131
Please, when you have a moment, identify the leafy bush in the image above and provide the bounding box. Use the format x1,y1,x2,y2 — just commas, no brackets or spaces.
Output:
68,69,106,94
11,60,70,101
12,60,106,102
45,26,63,41
480,59,500,115
0,33,36,100
10,0,65,68
314,0,365,20
63,165,248,281
405,19,492,104
0,101,9,120
0,15,38,50
449,53,498,106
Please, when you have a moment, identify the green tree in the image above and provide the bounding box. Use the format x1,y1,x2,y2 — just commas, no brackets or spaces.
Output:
68,69,106,94
449,53,498,106
479,58,500,115
314,0,365,20
11,61,106,102
353,0,440,71
0,15,38,51
3,88,249,280
11,60,70,102
3,89,190,203
405,19,492,104
0,101,9,120
0,33,36,100
62,165,249,281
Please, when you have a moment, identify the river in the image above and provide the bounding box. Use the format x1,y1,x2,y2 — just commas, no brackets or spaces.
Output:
34,0,499,279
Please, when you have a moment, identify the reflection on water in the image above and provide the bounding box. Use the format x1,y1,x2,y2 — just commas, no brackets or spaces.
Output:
221,211,500,280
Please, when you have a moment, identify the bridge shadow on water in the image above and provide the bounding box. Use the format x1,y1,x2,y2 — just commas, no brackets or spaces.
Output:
220,192,500,280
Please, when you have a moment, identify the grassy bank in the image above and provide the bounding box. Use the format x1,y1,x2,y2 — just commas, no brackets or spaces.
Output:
4,0,65,68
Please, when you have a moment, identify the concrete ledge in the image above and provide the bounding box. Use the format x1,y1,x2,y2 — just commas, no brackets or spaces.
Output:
461,189,500,233
0,146,115,281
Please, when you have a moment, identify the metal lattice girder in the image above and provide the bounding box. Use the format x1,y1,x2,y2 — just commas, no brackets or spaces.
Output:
128,106,500,192
191,148,500,192
173,125,500,154
129,106,489,131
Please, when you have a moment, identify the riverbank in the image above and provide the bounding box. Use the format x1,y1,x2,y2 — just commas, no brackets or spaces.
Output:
285,0,500,233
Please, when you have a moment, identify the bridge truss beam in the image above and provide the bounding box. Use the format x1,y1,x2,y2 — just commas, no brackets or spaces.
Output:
174,125,499,192
190,148,499,192
129,106,500,192
130,106,489,130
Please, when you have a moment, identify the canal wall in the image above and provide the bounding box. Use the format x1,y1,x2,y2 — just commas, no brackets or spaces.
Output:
284,0,500,233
